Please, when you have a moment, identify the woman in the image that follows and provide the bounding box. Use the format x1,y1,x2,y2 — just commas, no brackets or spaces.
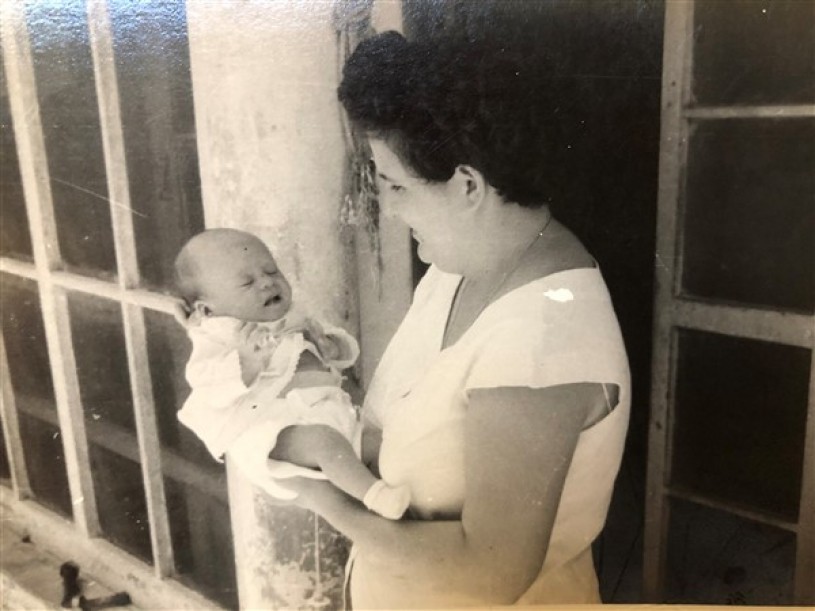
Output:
283,31,630,607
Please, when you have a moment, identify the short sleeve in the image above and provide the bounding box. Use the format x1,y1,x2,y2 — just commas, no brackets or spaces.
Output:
464,318,550,392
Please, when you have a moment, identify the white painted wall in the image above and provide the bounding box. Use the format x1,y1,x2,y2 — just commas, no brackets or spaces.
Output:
187,0,354,329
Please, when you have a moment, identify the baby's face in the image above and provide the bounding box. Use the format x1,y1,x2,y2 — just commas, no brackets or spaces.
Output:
196,235,292,322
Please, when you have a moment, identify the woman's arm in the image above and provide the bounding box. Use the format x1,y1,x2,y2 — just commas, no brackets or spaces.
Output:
289,382,605,605
360,425,382,477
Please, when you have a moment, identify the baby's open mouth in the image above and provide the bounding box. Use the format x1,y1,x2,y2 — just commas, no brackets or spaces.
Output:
264,295,283,307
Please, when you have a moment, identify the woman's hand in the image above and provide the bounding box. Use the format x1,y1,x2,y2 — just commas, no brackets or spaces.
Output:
300,384,596,607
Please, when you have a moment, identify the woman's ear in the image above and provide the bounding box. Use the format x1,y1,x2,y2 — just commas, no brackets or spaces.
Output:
193,300,213,317
454,164,487,207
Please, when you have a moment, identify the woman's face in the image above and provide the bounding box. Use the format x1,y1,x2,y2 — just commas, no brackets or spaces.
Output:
369,139,468,272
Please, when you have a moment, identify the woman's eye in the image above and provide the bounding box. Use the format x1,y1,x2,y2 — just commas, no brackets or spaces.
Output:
390,184,405,193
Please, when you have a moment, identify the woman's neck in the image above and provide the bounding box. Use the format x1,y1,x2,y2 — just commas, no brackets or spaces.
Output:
462,205,553,286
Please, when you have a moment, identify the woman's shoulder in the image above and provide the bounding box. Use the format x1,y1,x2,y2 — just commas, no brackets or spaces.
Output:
462,265,628,394
492,265,613,321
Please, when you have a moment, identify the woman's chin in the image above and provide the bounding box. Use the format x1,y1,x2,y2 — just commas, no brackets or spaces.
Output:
416,242,433,265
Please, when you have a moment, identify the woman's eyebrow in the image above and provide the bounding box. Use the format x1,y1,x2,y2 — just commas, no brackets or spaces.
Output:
377,171,395,182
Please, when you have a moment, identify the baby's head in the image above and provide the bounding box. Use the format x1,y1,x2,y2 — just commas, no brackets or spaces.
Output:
174,229,292,322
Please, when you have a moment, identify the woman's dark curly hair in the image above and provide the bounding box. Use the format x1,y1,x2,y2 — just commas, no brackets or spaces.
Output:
338,31,588,208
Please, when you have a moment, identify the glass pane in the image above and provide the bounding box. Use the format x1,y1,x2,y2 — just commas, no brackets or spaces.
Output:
165,477,237,608
0,64,33,261
666,498,794,604
90,444,152,563
0,273,70,515
19,412,73,518
65,292,152,559
109,0,204,291
1,273,57,408
672,330,810,522
25,2,116,278
693,0,815,105
681,119,815,312
66,292,135,432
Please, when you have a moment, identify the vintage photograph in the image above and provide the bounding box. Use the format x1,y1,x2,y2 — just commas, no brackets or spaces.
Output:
1,0,813,609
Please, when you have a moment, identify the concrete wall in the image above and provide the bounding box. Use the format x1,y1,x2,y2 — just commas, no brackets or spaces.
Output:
187,0,354,329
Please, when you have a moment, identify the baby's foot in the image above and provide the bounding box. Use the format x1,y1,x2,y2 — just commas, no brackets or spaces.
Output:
362,480,410,520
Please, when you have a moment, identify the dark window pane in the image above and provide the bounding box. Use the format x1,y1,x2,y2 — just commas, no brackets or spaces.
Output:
1,273,57,408
0,273,70,515
1,64,33,261
109,0,203,291
25,2,116,278
693,0,815,105
165,477,237,609
666,498,794,604
18,412,73,518
66,292,135,432
681,119,815,312
672,330,810,522
90,444,152,563
65,292,151,559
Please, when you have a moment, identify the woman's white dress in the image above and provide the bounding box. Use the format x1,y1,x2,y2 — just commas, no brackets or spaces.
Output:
351,265,630,608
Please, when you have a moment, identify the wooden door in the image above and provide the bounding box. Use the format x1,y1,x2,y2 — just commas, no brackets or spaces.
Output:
644,0,815,604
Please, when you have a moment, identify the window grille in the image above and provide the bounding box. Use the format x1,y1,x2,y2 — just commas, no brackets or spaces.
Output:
1,1,234,606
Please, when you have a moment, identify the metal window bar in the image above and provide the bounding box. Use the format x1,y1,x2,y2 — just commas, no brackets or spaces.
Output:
684,104,815,120
18,396,226,504
644,0,815,604
85,0,175,577
1,0,101,537
0,258,180,315
1,0,189,581
643,0,694,599
0,333,32,498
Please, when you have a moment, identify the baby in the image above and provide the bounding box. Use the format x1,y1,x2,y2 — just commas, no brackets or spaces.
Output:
173,228,409,519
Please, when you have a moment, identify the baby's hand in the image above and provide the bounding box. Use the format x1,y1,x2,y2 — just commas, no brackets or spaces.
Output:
236,321,260,346
303,318,341,361
236,322,270,384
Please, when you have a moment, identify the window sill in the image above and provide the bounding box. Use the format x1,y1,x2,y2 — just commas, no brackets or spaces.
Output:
0,486,220,610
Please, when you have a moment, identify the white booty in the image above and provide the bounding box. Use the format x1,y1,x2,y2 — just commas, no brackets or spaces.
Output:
363,480,411,520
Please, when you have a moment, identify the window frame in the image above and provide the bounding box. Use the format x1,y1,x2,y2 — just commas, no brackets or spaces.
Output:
0,1,224,605
643,0,815,604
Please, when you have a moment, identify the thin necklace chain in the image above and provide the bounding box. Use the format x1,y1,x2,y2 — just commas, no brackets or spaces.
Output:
443,210,554,348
